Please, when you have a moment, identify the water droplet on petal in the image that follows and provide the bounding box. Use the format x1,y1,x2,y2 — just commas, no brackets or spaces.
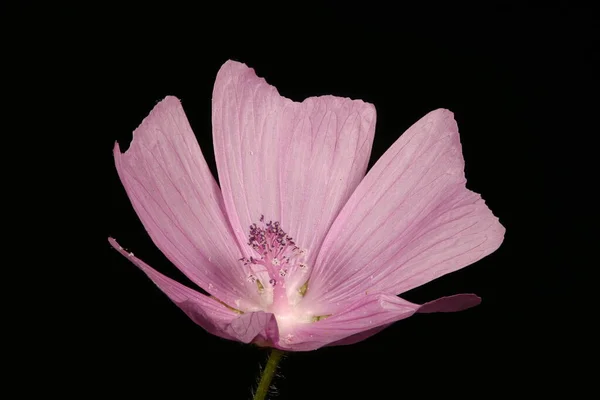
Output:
269,279,276,286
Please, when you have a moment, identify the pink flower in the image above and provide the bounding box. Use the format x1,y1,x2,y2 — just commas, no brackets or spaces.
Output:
109,60,505,351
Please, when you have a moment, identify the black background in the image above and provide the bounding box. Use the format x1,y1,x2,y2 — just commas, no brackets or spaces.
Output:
12,3,593,399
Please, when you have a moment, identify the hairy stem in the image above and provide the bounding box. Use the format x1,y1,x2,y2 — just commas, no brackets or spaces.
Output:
253,348,284,400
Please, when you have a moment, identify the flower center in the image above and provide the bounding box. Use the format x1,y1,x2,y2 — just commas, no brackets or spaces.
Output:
239,215,310,313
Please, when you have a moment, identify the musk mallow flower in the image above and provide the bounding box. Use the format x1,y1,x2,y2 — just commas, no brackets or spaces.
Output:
109,60,505,354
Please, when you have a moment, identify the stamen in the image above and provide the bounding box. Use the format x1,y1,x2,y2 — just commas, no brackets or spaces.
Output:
239,216,315,313
237,217,336,327
239,216,309,281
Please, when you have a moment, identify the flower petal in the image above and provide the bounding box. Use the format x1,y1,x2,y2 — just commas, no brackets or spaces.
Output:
109,238,275,343
212,60,376,289
224,311,278,344
325,324,391,347
114,97,261,309
417,293,481,313
326,294,481,347
305,109,505,308
278,293,419,351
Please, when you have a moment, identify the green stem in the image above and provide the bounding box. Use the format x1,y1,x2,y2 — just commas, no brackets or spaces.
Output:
253,348,284,400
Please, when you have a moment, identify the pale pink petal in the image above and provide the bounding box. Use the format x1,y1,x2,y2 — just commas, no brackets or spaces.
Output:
109,238,275,343
277,293,419,351
212,60,376,294
326,294,481,347
417,293,481,313
224,311,278,344
114,97,261,310
109,238,235,340
324,324,391,347
252,315,280,347
305,109,505,308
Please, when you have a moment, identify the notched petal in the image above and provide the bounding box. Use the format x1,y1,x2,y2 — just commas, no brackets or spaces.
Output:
113,96,262,309
212,61,377,291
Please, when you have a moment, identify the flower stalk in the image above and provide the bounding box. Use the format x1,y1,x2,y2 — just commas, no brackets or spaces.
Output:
253,348,284,400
